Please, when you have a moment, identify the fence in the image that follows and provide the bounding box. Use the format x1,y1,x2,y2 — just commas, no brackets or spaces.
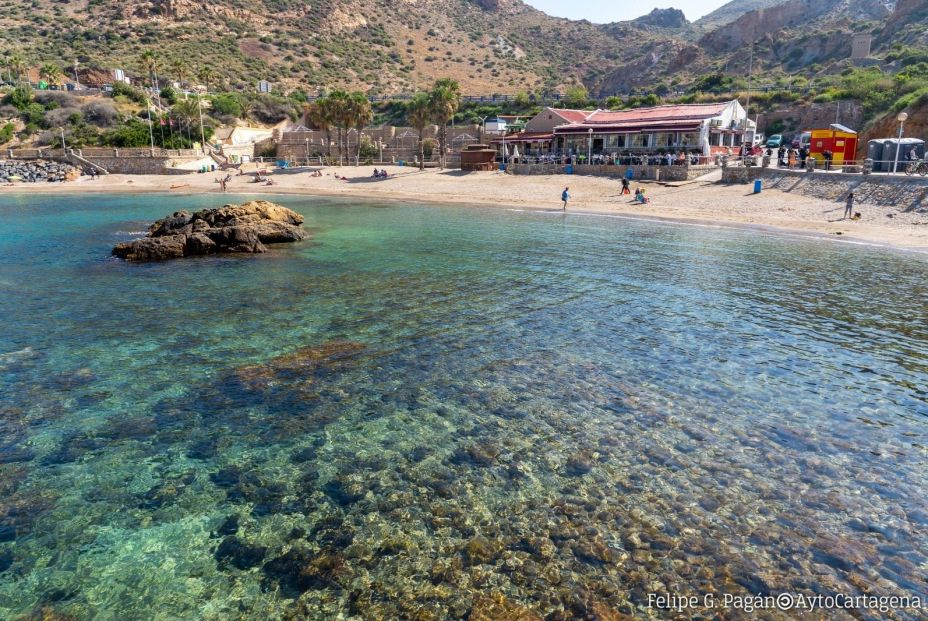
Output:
6,147,203,160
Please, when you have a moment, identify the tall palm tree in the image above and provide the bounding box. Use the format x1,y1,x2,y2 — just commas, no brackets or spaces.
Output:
5,55,26,84
39,63,64,88
348,91,373,161
140,50,160,93
429,78,461,168
406,92,431,170
9,54,26,82
171,59,188,97
197,66,215,93
325,90,351,165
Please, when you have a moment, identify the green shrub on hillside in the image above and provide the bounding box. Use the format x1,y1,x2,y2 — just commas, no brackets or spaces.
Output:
0,122,13,144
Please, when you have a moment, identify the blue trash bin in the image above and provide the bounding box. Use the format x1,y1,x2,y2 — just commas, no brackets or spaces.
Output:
753,179,762,194
565,164,573,174
500,163,507,172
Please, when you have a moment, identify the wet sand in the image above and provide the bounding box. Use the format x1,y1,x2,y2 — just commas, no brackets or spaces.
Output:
5,164,928,251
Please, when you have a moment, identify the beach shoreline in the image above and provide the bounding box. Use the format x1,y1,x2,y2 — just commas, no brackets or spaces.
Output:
4,164,928,252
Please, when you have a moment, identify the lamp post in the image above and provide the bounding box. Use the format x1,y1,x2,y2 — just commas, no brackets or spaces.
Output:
59,126,66,151
587,128,593,163
893,111,908,175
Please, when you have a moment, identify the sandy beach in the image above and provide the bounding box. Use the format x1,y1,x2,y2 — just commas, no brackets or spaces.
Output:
5,164,928,251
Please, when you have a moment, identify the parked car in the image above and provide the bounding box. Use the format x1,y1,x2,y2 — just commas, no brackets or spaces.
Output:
793,131,811,150
766,134,783,148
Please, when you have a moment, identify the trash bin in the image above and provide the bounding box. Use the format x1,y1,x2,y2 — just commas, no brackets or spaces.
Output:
753,179,762,194
564,164,573,174
500,163,507,172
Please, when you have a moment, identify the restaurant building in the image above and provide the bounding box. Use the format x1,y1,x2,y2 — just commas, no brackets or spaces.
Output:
553,101,754,158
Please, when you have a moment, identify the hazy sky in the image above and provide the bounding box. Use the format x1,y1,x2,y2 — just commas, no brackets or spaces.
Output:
522,0,731,23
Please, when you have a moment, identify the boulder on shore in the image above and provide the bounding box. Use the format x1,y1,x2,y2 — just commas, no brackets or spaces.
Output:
112,200,308,261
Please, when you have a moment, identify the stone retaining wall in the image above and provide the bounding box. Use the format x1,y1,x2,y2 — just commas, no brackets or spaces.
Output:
723,167,928,210
75,156,196,175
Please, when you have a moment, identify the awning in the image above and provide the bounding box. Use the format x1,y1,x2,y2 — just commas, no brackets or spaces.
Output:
555,121,702,135
489,132,554,143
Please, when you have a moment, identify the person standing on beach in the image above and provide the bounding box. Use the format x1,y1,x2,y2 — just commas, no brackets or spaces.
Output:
561,187,570,210
844,192,854,219
621,177,630,195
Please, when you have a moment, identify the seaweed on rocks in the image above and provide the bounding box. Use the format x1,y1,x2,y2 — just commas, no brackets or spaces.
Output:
214,536,267,570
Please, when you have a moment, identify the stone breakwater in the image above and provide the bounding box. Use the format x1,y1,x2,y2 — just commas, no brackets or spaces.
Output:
0,159,80,183
112,200,308,261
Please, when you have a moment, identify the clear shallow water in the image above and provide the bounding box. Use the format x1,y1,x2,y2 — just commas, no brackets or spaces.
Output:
0,193,927,620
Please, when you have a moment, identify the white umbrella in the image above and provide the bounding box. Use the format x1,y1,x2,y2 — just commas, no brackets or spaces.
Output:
512,145,520,160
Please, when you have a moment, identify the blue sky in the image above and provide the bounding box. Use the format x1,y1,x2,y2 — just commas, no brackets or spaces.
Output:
522,0,730,23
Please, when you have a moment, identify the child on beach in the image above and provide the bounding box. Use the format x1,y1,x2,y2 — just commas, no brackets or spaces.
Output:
634,188,650,204
561,187,569,210
844,192,854,219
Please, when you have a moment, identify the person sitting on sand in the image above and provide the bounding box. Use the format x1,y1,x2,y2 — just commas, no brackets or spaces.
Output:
265,178,275,186
634,188,650,204
372,168,380,177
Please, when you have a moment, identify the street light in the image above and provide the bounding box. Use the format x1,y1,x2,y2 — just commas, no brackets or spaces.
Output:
893,111,908,175
59,126,66,151
587,128,593,163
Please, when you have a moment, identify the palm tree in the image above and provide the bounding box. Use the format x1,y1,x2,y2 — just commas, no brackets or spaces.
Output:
5,55,26,84
172,98,200,141
324,90,351,165
238,94,257,121
429,78,461,168
171,59,188,97
406,92,431,170
39,63,64,88
305,99,333,158
197,66,215,93
347,91,373,161
7,54,26,82
140,50,160,93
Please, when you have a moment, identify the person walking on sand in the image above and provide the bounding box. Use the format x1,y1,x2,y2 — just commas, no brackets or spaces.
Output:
844,192,854,219
561,187,570,210
621,177,630,195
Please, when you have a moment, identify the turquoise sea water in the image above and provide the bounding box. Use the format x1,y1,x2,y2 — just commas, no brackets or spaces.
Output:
0,193,927,620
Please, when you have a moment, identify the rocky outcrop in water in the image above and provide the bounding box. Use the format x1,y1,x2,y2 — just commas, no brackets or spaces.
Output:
0,160,80,183
112,200,308,261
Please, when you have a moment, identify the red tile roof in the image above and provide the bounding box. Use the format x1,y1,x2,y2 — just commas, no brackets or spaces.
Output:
583,102,731,124
548,108,595,123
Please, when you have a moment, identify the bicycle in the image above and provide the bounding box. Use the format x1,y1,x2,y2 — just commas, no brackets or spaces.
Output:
904,159,928,176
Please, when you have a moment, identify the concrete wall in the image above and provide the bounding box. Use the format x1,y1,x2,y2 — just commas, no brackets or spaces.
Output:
723,167,928,210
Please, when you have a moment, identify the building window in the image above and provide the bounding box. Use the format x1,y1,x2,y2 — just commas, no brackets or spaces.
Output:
606,135,618,148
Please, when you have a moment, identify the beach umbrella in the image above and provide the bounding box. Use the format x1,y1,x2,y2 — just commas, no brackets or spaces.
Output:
512,145,520,159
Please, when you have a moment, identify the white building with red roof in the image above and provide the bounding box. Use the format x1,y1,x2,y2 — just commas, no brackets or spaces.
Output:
553,100,755,158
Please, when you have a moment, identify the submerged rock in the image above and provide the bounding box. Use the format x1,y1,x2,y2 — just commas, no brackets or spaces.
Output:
112,200,308,261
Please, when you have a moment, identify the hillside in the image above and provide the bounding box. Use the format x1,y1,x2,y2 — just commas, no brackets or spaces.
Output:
0,0,927,98
693,0,790,30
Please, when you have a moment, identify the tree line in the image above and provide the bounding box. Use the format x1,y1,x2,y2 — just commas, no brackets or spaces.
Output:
306,78,461,168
